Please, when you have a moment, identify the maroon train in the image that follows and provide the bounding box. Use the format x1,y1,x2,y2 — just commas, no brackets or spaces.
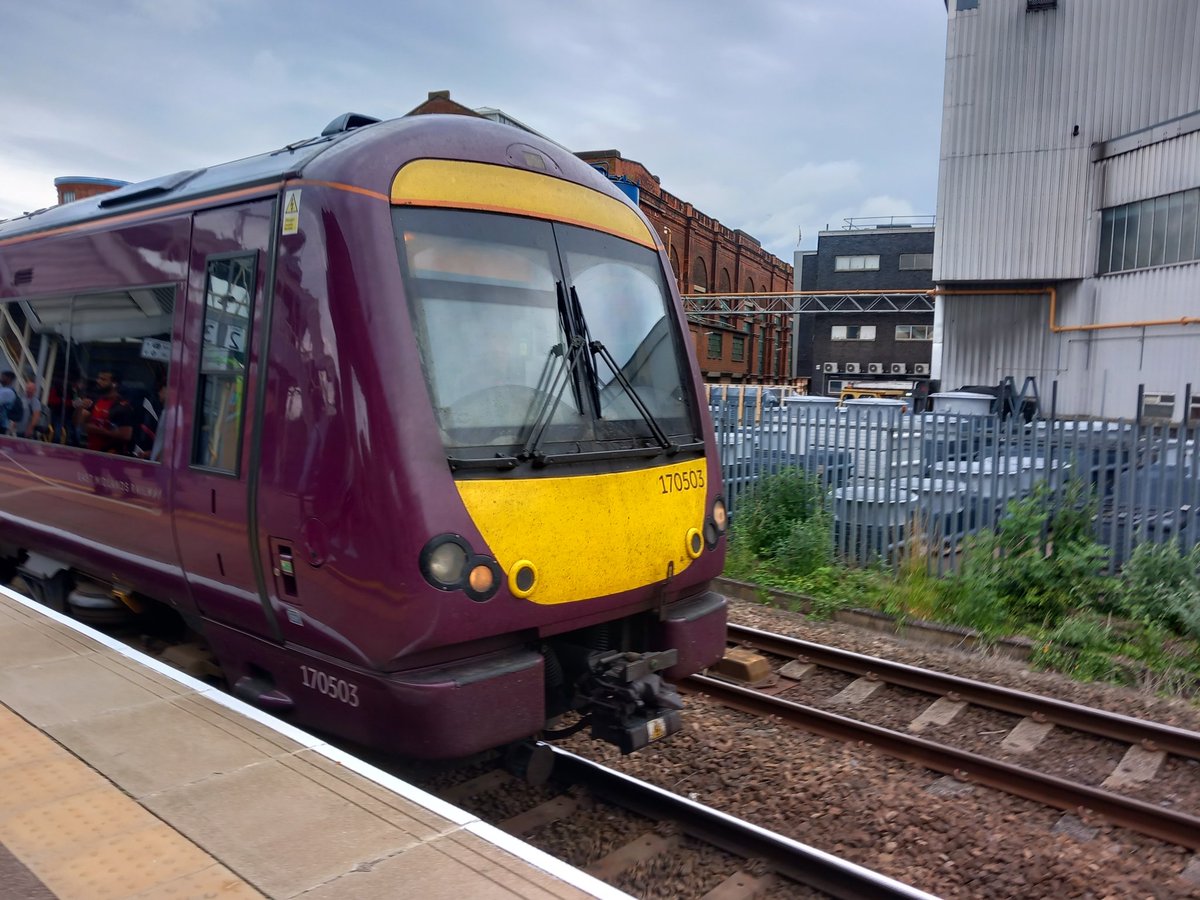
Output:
0,113,729,758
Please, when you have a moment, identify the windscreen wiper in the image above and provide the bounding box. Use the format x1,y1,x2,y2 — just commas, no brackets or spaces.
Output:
589,339,676,452
519,281,596,463
520,335,587,461
570,286,678,454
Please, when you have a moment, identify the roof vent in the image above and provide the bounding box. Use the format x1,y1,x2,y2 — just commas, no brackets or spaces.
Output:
14,268,33,286
98,169,206,208
320,113,382,136
1026,0,1057,10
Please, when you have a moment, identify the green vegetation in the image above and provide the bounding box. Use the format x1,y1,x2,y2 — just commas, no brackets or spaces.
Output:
726,470,1200,698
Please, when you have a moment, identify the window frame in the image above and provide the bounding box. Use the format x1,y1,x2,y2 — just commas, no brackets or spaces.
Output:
895,324,933,341
191,251,258,475
898,253,933,270
834,255,880,272
1099,187,1200,275
706,331,723,359
831,324,876,341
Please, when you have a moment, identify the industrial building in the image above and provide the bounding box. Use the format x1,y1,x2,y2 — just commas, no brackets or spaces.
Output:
934,0,1200,420
794,219,935,397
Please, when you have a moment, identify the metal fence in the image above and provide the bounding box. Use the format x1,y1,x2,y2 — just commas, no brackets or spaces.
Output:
713,392,1200,573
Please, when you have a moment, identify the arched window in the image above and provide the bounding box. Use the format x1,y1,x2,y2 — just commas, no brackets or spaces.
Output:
669,245,681,283
691,257,708,293
744,277,755,293
718,268,731,293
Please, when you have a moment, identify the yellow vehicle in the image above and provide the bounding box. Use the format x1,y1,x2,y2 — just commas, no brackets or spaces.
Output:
837,380,915,406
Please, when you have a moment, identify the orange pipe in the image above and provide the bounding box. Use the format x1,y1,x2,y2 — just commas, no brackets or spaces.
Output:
932,286,1200,334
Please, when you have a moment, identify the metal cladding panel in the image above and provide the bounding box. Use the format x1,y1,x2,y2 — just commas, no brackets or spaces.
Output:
939,291,1062,389
1100,131,1200,207
937,148,1091,280
1091,265,1200,326
936,0,1200,283
939,274,1200,418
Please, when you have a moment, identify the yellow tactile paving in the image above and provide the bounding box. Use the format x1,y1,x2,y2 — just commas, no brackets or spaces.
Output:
0,592,601,900
128,863,265,899
0,704,264,899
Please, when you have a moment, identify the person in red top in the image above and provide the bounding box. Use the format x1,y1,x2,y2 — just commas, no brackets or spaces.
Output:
83,371,135,454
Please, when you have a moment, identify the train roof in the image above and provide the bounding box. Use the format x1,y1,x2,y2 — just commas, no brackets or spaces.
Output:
1,112,618,245
0,115,386,242
0,113,642,267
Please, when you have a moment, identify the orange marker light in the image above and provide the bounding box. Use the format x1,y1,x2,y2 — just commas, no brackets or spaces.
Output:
468,564,495,594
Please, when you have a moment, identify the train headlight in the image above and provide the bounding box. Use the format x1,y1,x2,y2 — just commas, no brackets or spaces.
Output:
685,528,704,559
420,535,470,589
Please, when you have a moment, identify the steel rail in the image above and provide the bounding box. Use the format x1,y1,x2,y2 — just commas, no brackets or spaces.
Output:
681,674,1200,850
728,624,1200,761
545,745,938,900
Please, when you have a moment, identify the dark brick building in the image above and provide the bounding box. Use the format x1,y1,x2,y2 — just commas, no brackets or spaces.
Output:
794,223,935,396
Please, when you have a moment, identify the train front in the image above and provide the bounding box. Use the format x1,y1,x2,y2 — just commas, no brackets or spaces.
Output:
391,148,728,754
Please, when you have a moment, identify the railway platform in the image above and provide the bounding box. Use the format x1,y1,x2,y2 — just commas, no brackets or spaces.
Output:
0,585,627,900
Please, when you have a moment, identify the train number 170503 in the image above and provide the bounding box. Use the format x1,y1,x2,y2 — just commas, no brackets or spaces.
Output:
300,665,360,707
658,468,705,494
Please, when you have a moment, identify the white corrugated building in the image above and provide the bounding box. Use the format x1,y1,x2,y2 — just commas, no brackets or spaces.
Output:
933,0,1200,419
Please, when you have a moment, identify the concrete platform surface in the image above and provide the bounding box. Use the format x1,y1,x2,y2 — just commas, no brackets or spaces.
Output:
0,586,629,900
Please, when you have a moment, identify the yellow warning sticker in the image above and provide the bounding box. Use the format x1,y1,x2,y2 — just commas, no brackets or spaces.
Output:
646,716,667,742
282,189,301,235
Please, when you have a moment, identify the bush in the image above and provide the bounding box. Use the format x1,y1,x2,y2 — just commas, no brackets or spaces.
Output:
732,468,826,561
1030,614,1124,683
946,481,1113,632
1109,541,1200,639
772,507,834,576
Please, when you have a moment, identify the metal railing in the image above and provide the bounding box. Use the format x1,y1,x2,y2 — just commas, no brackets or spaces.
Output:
713,391,1199,572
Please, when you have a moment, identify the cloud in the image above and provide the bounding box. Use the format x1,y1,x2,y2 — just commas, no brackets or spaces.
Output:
1,0,948,260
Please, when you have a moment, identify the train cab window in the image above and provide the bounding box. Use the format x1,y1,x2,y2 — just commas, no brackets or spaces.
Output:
396,211,578,448
7,289,174,456
560,225,693,434
193,254,255,472
394,208,698,455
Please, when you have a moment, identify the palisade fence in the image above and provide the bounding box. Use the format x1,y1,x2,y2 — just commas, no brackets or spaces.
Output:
709,386,1200,574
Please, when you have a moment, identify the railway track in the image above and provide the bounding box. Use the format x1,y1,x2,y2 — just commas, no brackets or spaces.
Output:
61,597,932,899
688,624,1200,850
421,745,937,900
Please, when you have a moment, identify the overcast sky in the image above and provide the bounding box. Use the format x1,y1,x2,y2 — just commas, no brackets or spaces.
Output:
0,0,948,261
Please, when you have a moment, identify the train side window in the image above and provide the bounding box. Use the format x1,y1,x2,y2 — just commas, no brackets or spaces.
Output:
8,289,173,455
193,254,256,473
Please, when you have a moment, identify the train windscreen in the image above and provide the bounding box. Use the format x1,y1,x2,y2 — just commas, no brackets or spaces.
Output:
394,208,697,456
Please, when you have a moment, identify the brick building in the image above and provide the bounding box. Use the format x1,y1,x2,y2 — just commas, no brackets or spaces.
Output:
53,177,128,205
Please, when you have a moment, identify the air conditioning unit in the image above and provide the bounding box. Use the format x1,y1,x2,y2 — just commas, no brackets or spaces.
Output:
1141,392,1176,421
843,362,861,375
867,362,884,375
890,363,908,375
913,363,930,376
821,362,840,374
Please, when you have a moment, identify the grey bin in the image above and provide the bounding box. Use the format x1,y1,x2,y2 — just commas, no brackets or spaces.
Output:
895,476,969,543
833,485,917,560
933,456,1066,529
929,391,995,416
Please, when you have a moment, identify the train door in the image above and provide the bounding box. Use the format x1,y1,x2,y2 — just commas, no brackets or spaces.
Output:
173,200,280,640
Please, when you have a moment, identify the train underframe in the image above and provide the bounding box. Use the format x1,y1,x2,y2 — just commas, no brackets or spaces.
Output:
6,550,726,759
